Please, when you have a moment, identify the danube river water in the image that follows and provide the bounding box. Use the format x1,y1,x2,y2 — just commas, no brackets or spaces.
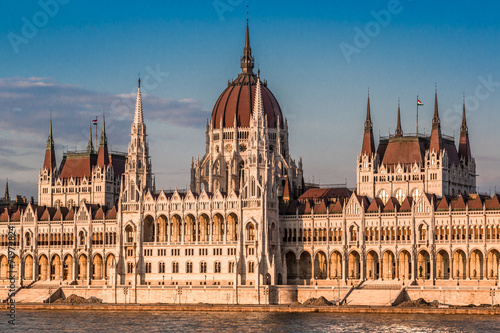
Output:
2,310,500,332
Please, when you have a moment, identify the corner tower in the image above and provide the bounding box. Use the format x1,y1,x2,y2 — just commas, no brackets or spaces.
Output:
123,79,152,202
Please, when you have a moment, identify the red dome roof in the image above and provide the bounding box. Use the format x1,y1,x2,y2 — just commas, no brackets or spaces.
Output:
211,74,283,129
211,20,283,129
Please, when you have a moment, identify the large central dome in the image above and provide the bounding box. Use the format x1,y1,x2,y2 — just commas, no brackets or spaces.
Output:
210,21,283,129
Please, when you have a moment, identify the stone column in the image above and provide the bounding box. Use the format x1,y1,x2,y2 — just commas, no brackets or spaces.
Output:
430,252,435,283
466,254,470,280
360,251,365,280
450,254,454,280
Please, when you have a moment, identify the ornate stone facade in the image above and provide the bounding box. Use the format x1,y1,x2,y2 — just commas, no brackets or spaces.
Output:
0,21,499,292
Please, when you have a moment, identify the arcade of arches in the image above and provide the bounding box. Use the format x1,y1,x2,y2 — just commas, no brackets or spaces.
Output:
284,248,500,284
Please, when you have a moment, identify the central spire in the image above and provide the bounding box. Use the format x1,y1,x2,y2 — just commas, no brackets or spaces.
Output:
240,13,254,74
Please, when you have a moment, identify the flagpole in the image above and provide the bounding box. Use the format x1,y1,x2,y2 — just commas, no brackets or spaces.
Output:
95,116,98,152
416,95,419,136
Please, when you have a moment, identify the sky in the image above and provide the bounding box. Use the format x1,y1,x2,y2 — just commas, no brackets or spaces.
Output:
1,0,500,199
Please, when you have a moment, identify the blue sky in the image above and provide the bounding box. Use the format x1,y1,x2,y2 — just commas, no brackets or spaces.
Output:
2,0,500,198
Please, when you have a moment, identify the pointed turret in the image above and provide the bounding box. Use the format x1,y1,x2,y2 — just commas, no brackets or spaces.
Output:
97,113,110,166
253,77,264,124
134,78,144,124
43,115,57,170
458,95,471,162
240,16,254,74
124,78,152,195
395,99,403,137
361,92,376,155
429,88,442,152
4,179,9,201
87,123,94,153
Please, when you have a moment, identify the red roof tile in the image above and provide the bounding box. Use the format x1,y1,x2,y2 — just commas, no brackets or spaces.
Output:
468,195,485,210
436,196,450,211
485,194,500,210
381,136,426,166
211,74,283,129
383,197,400,212
59,153,97,179
399,197,413,211
367,197,383,212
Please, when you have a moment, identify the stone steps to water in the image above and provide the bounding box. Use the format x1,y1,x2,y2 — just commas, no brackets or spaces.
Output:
13,288,54,303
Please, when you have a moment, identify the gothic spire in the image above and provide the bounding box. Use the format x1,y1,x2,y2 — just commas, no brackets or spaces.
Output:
43,114,57,170
459,94,471,162
87,122,94,153
361,91,375,156
253,77,264,123
99,112,107,147
240,14,254,74
395,99,403,137
432,86,440,129
97,112,110,166
460,94,468,135
134,77,144,124
4,179,9,201
430,87,442,152
46,113,54,150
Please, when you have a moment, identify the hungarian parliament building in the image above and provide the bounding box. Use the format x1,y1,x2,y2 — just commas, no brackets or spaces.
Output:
1,22,499,289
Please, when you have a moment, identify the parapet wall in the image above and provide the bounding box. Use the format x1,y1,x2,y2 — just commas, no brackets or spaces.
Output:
406,287,500,306
59,285,350,305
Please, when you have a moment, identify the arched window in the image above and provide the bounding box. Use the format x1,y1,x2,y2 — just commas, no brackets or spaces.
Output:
186,261,193,273
172,261,179,273
248,261,255,273
378,189,389,205
395,189,405,204
247,223,255,241
145,262,152,273
214,261,221,273
127,262,133,274
126,226,134,243
419,224,427,241
25,232,31,246
228,261,235,273
79,231,85,246
158,262,165,273
411,188,422,202
200,261,207,273
350,226,357,242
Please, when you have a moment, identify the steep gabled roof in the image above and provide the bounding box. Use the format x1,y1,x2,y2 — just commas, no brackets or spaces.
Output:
436,196,451,211
468,195,486,210
453,195,467,210
64,207,76,221
328,200,343,213
383,197,400,212
486,194,500,210
399,197,413,212
106,206,117,219
0,208,10,222
10,208,22,221
367,197,383,212
39,207,57,221
314,200,328,214
94,206,106,219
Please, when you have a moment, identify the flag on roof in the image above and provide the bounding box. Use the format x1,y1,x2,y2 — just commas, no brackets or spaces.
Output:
417,99,423,106
92,117,98,125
